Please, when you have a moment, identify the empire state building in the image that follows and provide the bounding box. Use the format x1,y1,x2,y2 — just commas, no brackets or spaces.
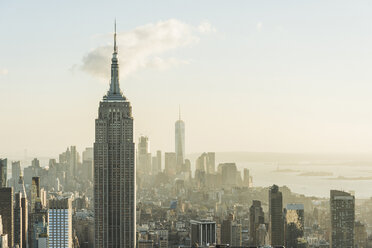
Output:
94,23,136,248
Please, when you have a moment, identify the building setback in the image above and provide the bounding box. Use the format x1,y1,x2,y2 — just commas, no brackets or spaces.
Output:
94,22,136,248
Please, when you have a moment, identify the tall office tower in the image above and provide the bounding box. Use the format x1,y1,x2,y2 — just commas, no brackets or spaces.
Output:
48,198,72,248
82,147,93,181
164,152,176,176
231,222,242,247
31,177,41,213
137,136,152,175
0,188,13,247
218,163,238,188
355,221,367,248
243,168,250,187
195,152,215,174
190,220,216,247
14,193,22,248
175,109,185,170
151,151,162,175
156,150,162,173
94,23,136,248
0,216,6,248
330,190,355,248
21,195,27,248
284,203,304,248
269,184,284,246
28,201,47,248
0,159,7,188
220,218,232,245
0,215,8,248
70,145,78,176
14,176,28,248
249,200,265,246
32,216,48,248
11,161,21,188
32,158,40,168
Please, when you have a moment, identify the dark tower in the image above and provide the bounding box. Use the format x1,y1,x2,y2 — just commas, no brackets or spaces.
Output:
94,22,136,248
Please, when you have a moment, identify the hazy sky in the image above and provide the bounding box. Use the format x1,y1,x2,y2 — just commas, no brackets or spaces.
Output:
2,0,372,157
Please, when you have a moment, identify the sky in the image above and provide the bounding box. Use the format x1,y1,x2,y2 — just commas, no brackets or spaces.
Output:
2,0,372,158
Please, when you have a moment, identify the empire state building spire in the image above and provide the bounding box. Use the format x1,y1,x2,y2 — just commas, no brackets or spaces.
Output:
104,20,125,101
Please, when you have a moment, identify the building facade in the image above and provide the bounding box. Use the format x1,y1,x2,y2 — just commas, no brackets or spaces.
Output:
190,220,216,247
330,190,355,248
94,24,136,248
249,200,265,246
0,188,13,248
269,184,284,246
48,198,72,248
0,159,7,188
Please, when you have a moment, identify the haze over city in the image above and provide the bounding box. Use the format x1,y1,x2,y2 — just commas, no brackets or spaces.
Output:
1,1,372,248
2,1,372,157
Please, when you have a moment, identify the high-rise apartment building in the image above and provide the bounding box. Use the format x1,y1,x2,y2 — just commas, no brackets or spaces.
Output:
48,198,72,248
0,188,13,247
94,23,136,248
175,109,185,169
249,200,265,246
330,190,355,248
190,220,216,247
284,203,304,248
0,159,7,188
269,184,284,246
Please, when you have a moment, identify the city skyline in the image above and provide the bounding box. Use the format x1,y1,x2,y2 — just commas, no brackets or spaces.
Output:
2,2,372,247
3,1,372,156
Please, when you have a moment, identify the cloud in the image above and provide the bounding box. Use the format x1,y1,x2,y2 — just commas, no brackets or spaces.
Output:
256,22,263,31
80,19,215,79
0,68,8,75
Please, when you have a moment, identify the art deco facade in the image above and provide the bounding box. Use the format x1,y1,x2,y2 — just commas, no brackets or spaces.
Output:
94,24,136,248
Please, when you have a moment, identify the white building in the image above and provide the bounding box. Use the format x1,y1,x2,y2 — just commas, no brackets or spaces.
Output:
48,198,72,248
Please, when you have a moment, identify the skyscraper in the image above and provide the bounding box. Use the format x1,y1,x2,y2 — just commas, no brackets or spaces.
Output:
11,161,21,188
0,159,7,188
48,198,72,248
269,184,284,246
31,177,41,213
14,176,28,248
137,136,151,175
0,187,13,247
284,203,304,248
190,220,216,247
249,200,265,246
175,108,185,170
14,193,22,248
330,190,355,248
94,23,136,248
